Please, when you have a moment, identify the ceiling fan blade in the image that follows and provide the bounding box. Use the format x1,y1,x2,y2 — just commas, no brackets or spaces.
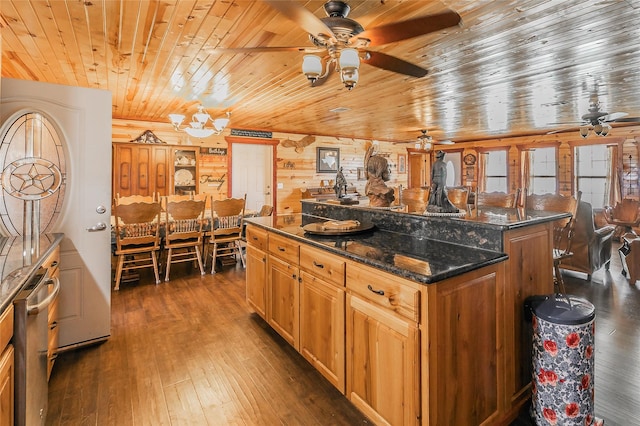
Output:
362,51,428,78
354,10,461,46
212,46,321,53
435,140,455,145
264,0,335,41
611,116,640,123
603,112,629,121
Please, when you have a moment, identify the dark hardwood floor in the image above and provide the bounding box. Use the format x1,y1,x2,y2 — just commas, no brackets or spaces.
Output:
46,244,640,425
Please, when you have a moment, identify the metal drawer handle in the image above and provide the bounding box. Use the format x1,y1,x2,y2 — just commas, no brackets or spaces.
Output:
367,285,385,296
313,261,324,269
277,246,286,252
50,260,58,268
252,236,259,240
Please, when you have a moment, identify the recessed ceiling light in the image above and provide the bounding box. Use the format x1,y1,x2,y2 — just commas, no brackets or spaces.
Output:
330,107,350,113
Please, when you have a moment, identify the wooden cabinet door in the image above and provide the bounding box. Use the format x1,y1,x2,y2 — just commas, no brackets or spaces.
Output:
113,143,135,198
503,224,553,407
346,293,420,426
267,256,299,350
299,271,345,393
113,143,172,198
153,145,170,197
246,245,268,319
0,345,13,426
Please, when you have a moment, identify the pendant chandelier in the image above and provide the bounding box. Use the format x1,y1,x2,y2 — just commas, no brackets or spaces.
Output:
168,105,230,138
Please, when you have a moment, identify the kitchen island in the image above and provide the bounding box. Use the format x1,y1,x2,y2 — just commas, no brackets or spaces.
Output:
245,203,567,425
0,233,64,424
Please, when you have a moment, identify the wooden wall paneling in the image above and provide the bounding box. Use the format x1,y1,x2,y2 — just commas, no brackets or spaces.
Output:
111,119,640,215
199,150,228,201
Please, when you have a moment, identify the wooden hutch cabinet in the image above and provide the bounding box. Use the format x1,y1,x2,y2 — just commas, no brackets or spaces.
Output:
112,143,199,199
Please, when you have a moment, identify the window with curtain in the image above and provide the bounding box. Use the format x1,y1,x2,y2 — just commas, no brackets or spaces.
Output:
483,150,508,192
575,144,608,208
529,146,557,194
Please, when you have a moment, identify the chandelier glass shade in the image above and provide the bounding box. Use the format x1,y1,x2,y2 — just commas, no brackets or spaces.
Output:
169,105,230,138
302,48,361,90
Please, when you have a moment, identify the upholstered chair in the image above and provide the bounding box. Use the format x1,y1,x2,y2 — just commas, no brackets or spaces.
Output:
560,201,616,280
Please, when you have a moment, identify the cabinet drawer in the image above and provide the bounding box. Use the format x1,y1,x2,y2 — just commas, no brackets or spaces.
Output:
0,306,13,351
268,232,300,264
346,263,420,323
246,225,268,251
300,245,345,287
43,246,60,275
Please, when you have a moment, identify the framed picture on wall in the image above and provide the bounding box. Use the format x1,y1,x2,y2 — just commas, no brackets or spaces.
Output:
397,153,407,173
317,147,340,173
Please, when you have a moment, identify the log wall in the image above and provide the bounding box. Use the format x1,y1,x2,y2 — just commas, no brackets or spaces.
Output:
112,119,640,213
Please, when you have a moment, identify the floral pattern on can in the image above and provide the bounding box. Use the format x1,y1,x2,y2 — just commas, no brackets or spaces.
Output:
531,314,600,425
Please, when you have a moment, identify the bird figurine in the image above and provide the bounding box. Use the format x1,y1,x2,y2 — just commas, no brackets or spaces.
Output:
281,135,315,153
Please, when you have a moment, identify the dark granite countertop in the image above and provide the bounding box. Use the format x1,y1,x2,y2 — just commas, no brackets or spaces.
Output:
302,200,569,252
245,214,508,284
0,233,64,313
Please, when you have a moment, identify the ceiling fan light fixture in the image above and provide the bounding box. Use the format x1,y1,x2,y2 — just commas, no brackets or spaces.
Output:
601,123,611,137
302,55,323,82
593,123,604,136
579,126,590,138
339,48,360,90
339,48,359,68
340,67,359,90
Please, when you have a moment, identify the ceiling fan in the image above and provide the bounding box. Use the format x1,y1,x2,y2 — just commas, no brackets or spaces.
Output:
415,129,454,149
548,90,639,137
219,1,461,89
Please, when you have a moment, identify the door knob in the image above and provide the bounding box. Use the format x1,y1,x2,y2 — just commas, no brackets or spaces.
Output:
86,222,107,232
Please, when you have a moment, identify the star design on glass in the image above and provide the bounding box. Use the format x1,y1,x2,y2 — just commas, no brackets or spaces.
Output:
14,163,51,192
1,157,62,200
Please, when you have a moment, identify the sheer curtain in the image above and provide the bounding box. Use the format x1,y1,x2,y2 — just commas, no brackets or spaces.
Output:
606,144,622,207
520,149,532,207
477,152,489,193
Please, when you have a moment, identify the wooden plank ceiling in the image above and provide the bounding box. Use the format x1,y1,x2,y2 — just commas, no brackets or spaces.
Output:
2,0,640,144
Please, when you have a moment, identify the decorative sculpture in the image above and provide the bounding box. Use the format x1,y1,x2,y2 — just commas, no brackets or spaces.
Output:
333,167,348,198
364,146,395,207
426,150,458,213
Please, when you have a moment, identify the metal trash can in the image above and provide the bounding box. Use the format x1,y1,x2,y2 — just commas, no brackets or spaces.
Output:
525,294,597,425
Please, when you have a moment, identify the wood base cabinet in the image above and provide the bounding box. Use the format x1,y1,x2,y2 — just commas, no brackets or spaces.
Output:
247,225,347,392
267,255,300,348
0,305,13,425
245,226,269,319
422,264,504,425
299,244,346,393
346,262,421,426
44,245,61,380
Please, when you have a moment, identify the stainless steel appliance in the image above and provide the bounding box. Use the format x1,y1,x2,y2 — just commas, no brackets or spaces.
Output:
13,267,60,426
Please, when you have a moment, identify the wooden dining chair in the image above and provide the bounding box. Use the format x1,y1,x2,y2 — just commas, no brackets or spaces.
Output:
258,204,274,217
401,187,431,213
207,195,246,274
163,198,206,281
114,193,157,205
446,187,470,210
112,200,162,290
527,191,582,292
476,189,521,208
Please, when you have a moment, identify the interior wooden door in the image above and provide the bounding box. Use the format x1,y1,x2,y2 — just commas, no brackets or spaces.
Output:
407,149,430,188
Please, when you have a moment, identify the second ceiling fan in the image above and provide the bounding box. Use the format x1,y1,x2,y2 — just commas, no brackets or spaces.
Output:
222,1,462,89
